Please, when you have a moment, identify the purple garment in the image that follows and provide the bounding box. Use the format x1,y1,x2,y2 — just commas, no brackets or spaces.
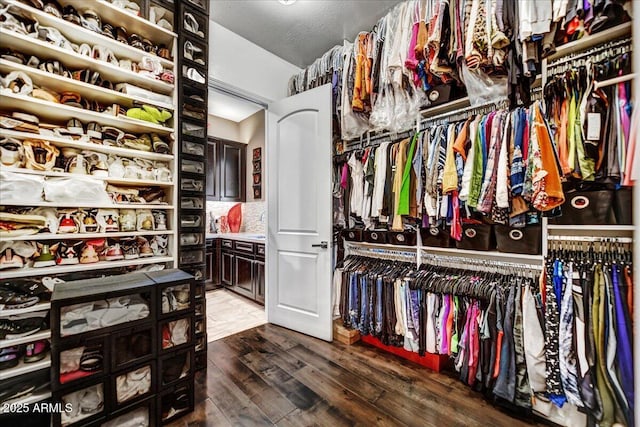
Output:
612,264,634,419
440,294,451,355
341,163,349,189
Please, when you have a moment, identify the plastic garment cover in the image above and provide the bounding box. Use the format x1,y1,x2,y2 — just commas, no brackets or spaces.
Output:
0,170,44,203
460,62,508,106
341,41,370,140
44,177,112,205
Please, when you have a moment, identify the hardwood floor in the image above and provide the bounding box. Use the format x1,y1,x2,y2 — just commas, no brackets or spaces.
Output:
169,324,545,427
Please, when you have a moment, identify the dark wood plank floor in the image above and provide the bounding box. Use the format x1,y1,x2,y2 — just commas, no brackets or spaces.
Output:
169,324,545,427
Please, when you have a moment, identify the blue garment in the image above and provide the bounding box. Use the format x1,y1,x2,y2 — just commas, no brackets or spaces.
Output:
611,264,634,423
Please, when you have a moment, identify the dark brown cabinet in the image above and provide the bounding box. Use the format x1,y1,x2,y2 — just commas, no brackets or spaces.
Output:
205,239,220,290
233,255,254,299
206,138,246,202
254,259,265,304
219,240,265,305
221,251,234,285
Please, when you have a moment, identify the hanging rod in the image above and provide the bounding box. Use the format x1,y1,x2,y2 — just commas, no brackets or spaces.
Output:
594,73,637,89
420,253,543,270
547,235,633,244
547,36,632,69
420,98,509,129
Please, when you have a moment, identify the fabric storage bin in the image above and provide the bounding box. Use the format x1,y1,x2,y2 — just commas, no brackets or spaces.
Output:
111,323,155,372
494,225,542,255
613,188,633,225
111,362,155,410
456,223,494,251
159,349,193,387
341,229,364,242
158,377,194,425
54,334,109,389
420,227,454,248
364,230,388,244
101,396,154,427
550,190,615,225
387,230,417,246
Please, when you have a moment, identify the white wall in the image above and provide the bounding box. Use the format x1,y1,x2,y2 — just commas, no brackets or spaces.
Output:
209,21,301,102
238,110,265,202
207,114,241,141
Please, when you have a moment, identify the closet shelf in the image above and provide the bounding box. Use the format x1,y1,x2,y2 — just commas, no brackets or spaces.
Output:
0,389,51,409
2,167,173,188
1,230,172,243
420,97,470,118
0,29,174,95
0,60,174,111
0,302,51,317
0,256,174,280
0,93,173,135
0,201,175,209
0,129,174,162
0,354,51,382
58,0,177,45
0,330,51,350
7,0,174,69
547,225,635,232
546,22,632,61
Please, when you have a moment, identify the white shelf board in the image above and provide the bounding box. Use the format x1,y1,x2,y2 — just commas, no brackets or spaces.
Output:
0,59,174,111
0,29,174,95
1,167,173,188
1,230,171,242
0,302,51,317
0,256,174,280
0,129,174,162
547,225,635,231
0,330,51,350
0,389,51,411
58,0,177,45
546,22,632,62
0,201,175,209
0,353,51,381
420,97,470,118
7,0,174,69
0,92,173,135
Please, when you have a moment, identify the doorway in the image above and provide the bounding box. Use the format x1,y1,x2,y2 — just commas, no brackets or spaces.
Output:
205,86,268,341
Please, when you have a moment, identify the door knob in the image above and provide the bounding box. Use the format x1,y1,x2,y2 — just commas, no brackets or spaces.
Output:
311,241,328,249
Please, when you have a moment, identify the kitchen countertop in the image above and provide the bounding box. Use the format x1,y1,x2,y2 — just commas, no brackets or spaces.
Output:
206,233,266,244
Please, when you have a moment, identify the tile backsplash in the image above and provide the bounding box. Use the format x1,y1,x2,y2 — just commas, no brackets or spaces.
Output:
206,201,266,234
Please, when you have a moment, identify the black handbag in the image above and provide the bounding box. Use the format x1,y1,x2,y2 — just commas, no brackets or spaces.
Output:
420,227,453,248
387,230,417,246
550,190,615,225
494,225,542,255
456,223,494,251
613,188,633,225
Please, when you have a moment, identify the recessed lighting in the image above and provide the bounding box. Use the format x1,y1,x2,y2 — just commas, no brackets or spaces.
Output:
278,0,297,5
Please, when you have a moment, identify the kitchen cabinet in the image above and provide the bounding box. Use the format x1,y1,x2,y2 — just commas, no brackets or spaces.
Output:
206,138,246,202
219,240,265,305
205,238,220,290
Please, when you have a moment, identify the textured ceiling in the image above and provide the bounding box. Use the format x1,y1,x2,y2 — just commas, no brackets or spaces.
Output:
209,88,263,122
210,0,402,68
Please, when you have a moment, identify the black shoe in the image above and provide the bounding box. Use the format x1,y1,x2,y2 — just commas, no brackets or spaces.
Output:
0,317,42,340
0,288,39,310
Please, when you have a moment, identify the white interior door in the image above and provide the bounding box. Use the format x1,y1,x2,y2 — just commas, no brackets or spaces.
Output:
266,84,333,341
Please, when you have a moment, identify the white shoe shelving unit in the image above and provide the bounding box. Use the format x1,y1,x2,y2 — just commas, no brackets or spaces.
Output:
0,0,179,410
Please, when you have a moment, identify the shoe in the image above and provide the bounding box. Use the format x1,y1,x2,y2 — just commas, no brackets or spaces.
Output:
122,133,153,152
0,317,42,340
65,118,84,135
0,347,21,370
79,346,103,372
104,214,119,232
153,210,167,230
136,237,154,258
0,138,24,167
86,122,102,140
56,241,80,265
24,340,48,363
0,287,39,309
121,238,139,260
0,249,24,270
151,133,170,154
100,243,124,261
184,67,205,84
80,209,99,232
184,12,204,37
183,41,204,65
137,210,154,231
58,213,79,233
66,153,88,174
79,242,99,264
33,244,56,268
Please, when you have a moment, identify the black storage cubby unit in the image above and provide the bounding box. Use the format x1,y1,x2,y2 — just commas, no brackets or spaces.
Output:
50,269,197,426
175,0,209,367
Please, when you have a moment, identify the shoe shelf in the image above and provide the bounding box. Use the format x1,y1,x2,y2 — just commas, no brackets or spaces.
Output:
0,389,52,411
0,92,173,135
0,59,174,111
0,353,51,382
0,201,175,209
59,0,178,44
0,330,51,350
1,167,174,188
0,29,174,95
545,22,632,62
1,129,174,162
1,230,171,243
6,0,174,69
0,256,174,280
0,302,51,317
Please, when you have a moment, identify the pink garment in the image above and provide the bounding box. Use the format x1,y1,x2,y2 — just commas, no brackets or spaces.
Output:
440,294,450,355
450,190,462,241
623,106,639,186
341,163,349,189
405,21,420,86
467,302,480,386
